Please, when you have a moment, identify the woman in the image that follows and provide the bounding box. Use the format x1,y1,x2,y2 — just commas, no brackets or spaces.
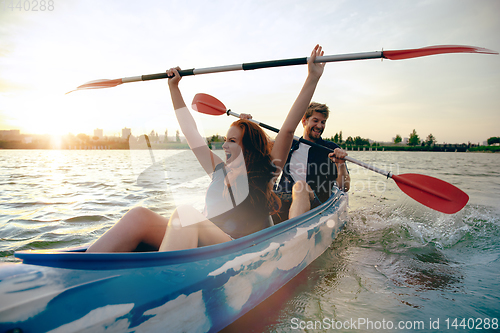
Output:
87,45,325,252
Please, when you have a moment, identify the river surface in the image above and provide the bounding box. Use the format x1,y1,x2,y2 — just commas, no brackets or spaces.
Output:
1,149,499,332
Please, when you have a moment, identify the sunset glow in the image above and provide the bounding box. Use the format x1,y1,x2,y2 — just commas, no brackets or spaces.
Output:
1,0,499,144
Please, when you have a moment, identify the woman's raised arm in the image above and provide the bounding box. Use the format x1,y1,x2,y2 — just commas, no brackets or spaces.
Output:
167,68,223,174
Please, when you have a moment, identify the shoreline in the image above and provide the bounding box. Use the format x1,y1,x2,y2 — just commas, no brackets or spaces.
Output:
1,146,499,153
1,141,499,152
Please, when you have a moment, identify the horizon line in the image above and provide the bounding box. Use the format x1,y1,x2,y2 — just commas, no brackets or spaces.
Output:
0,128,491,145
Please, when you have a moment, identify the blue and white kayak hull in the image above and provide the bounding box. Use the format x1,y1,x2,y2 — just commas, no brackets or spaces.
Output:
0,189,348,332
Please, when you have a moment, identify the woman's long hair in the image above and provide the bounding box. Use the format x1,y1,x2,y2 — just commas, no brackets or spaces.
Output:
230,119,281,214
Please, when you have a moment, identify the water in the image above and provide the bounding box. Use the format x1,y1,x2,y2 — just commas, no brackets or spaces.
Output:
1,150,500,332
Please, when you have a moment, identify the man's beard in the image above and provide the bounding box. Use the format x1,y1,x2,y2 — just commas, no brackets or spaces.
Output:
308,127,322,140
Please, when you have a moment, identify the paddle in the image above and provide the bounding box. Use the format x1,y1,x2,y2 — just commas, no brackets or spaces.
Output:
66,45,497,93
191,93,469,214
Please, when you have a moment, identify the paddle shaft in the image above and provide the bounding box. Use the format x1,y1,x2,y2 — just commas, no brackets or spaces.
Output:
71,45,496,93
109,46,498,84
226,110,392,178
119,52,383,84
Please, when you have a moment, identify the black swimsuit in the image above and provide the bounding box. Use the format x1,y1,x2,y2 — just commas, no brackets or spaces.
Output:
204,163,272,239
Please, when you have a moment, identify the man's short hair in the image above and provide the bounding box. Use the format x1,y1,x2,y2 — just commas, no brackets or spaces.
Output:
304,102,329,120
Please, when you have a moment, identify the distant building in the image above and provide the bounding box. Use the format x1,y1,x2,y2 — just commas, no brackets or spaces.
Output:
94,128,103,139
0,129,21,141
122,128,132,139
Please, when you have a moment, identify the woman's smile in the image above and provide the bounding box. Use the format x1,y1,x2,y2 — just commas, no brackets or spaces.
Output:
222,126,243,163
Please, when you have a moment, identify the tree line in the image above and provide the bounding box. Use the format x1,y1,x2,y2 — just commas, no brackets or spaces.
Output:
402,129,437,147
487,137,500,145
327,129,497,148
328,131,370,146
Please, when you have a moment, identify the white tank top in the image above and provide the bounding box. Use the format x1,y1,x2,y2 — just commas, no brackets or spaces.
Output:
289,143,310,183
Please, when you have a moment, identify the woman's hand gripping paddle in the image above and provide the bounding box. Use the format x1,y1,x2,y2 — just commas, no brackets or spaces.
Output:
192,93,469,214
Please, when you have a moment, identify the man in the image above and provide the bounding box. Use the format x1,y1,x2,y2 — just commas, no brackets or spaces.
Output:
273,102,350,223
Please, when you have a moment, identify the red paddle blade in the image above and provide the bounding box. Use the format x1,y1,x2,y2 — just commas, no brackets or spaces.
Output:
191,93,227,115
66,79,123,94
392,173,469,214
384,45,498,60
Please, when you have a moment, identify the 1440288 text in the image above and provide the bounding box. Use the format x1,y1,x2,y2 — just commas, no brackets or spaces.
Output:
1,0,54,11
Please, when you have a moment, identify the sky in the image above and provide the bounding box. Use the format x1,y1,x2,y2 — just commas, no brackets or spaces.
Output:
0,0,499,144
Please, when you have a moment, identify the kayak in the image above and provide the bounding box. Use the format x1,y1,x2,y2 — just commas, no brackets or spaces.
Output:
0,189,347,332
0,188,348,333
